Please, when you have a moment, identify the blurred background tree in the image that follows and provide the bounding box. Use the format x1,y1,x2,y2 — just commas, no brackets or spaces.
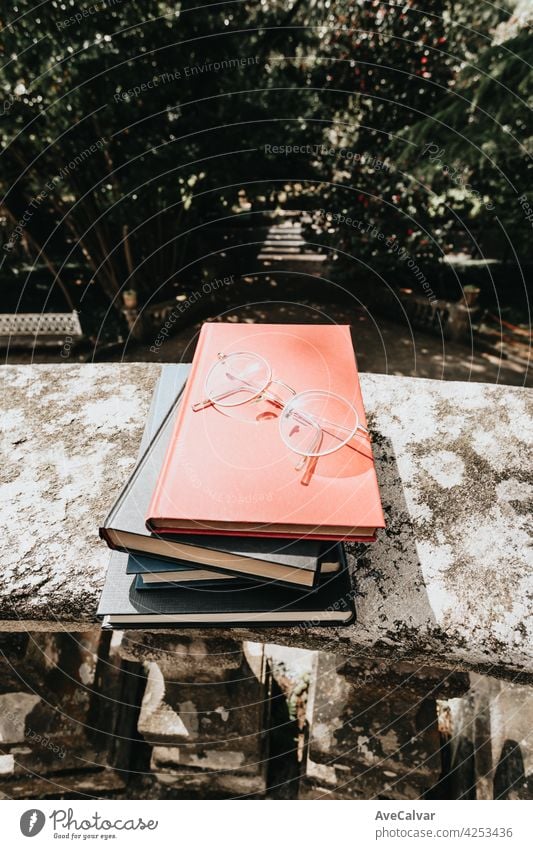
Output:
0,0,530,333
0,0,322,321
307,1,531,296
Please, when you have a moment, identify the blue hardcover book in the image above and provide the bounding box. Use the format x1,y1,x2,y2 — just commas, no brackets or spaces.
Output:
134,572,246,590
127,554,249,589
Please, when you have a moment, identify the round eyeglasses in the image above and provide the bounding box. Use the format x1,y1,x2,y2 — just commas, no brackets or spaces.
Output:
192,351,369,483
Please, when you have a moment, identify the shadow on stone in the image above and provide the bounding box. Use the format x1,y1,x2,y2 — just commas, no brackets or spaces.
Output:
266,677,300,799
347,430,438,658
493,739,529,800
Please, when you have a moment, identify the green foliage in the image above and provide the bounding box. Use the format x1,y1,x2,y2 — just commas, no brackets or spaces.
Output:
0,1,530,314
402,24,533,253
308,1,531,273
0,0,321,305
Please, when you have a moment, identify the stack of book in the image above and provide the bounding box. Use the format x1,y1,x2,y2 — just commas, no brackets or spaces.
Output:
97,323,385,628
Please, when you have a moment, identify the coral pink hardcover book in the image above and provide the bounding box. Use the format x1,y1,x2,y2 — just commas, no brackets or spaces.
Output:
146,323,385,540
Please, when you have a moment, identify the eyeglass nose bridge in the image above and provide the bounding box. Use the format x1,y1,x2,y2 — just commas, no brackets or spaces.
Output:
270,378,296,397
255,378,296,411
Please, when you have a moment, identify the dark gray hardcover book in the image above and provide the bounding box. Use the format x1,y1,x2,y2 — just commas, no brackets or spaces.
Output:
97,546,355,628
99,365,331,589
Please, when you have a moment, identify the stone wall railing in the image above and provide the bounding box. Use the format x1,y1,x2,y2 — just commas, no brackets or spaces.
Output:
1,364,531,680
0,364,531,799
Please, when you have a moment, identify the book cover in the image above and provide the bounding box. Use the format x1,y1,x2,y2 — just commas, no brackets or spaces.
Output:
147,323,385,540
100,364,329,588
98,546,355,628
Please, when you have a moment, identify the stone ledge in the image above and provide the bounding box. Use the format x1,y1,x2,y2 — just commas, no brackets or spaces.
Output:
1,364,531,681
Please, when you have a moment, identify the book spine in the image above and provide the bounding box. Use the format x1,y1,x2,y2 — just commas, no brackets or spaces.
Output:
99,372,166,539
146,325,212,530
151,527,376,543
100,366,187,543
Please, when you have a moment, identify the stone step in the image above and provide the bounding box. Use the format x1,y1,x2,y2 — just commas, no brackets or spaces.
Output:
267,229,302,235
261,239,305,246
0,768,126,800
304,653,444,800
120,633,243,671
444,674,533,800
1,741,106,780
266,232,303,237
151,745,264,775
339,658,469,699
153,766,266,797
257,252,327,262
137,643,268,749
260,246,303,254
299,759,435,800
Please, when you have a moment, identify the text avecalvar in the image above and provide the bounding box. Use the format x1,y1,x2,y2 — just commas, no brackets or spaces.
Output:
375,811,436,821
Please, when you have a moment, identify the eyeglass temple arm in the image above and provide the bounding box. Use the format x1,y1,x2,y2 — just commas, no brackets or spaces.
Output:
299,429,324,485
293,412,322,472
192,385,250,411
309,413,369,436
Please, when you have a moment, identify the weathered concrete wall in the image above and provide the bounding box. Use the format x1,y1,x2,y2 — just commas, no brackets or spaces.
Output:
300,654,469,800
1,365,531,681
1,630,529,800
0,631,127,798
